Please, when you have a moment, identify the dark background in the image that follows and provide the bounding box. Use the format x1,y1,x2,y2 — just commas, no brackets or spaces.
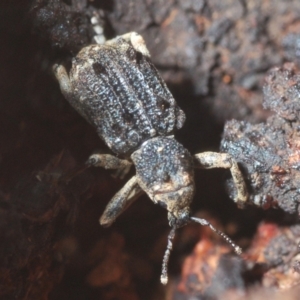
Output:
1,1,300,299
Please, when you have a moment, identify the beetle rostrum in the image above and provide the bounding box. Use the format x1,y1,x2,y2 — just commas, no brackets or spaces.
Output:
54,32,248,284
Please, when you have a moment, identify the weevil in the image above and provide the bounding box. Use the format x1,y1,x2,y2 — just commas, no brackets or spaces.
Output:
54,32,248,284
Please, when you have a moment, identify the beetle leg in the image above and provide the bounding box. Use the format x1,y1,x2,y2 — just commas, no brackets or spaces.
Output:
106,32,150,57
86,153,132,179
90,15,106,44
53,64,73,98
100,176,144,227
194,152,248,207
53,64,92,122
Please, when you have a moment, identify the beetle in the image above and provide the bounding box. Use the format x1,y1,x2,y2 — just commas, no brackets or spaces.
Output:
53,32,248,284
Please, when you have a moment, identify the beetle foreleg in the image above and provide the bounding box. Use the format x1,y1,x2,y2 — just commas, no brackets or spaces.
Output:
194,152,248,207
100,176,143,227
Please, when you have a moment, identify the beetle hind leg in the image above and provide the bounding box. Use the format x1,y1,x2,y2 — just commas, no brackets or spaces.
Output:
53,64,73,98
106,32,150,57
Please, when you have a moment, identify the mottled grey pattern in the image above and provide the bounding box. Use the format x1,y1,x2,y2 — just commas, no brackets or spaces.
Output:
69,37,185,155
132,137,194,198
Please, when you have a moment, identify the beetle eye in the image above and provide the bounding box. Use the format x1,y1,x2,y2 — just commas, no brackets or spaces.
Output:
163,173,170,182
157,169,170,182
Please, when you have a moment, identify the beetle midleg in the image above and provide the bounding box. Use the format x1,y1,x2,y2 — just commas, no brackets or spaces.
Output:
100,176,144,227
194,152,248,206
86,153,132,179
106,32,150,57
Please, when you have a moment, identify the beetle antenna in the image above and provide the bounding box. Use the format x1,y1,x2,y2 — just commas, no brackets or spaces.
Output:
190,216,242,255
160,227,176,285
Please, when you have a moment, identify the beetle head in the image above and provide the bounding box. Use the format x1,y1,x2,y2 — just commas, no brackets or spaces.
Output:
131,137,195,223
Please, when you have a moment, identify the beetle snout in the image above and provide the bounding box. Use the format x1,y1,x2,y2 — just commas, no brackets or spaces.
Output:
154,184,194,222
